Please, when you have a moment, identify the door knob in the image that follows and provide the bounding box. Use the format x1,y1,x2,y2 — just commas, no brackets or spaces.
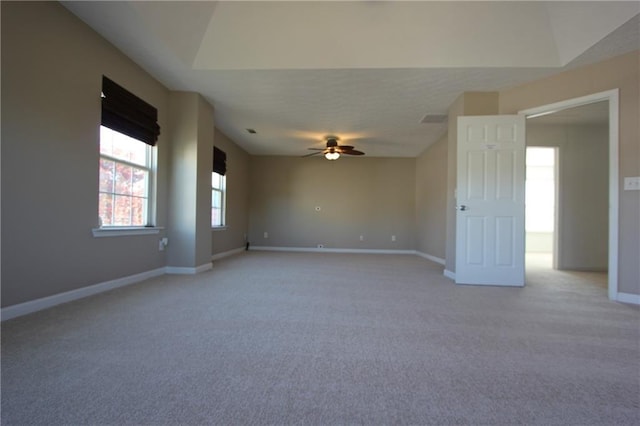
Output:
457,205,468,211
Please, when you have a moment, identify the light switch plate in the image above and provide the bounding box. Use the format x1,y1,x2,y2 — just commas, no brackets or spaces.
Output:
623,177,640,191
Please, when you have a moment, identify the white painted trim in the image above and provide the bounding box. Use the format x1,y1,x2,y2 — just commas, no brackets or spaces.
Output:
195,263,213,273
165,263,212,275
444,269,456,280
212,247,245,261
92,226,163,237
457,281,525,287
250,246,416,255
616,292,640,305
520,89,619,301
415,251,446,265
1,267,166,321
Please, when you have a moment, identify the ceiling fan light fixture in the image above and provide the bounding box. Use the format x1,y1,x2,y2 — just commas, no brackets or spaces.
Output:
325,151,340,160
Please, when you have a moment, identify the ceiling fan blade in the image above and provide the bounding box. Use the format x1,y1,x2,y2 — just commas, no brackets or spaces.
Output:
301,151,323,158
341,149,365,155
307,148,325,151
337,145,354,150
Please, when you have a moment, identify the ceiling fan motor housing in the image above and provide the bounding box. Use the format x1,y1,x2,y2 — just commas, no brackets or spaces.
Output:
326,137,339,148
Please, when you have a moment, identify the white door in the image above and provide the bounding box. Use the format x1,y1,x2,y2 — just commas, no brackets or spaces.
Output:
455,115,526,286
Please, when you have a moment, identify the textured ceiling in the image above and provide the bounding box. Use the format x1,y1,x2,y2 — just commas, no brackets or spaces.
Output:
62,1,639,157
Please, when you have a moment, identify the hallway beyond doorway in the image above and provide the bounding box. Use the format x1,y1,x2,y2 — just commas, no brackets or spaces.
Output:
526,252,608,291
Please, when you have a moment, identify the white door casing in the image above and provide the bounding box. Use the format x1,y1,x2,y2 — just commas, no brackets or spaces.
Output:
456,115,526,286
519,89,619,301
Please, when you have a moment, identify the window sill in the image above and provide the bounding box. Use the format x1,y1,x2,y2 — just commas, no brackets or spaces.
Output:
212,226,227,231
92,226,164,238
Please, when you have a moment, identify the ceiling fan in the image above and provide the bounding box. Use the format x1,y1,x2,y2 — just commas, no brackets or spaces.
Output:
303,136,365,160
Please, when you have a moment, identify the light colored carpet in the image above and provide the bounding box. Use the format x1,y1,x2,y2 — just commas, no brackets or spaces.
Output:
2,252,639,425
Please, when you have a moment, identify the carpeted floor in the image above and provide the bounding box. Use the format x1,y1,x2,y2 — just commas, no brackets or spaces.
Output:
2,252,639,425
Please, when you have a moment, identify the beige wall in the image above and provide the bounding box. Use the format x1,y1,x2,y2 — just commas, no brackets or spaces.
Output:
212,130,250,255
166,92,214,269
415,134,448,260
167,92,200,267
248,157,416,250
1,2,171,307
195,96,215,267
527,123,609,271
500,51,639,294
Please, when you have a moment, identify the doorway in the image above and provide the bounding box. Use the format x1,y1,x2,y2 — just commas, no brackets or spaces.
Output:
525,147,557,270
522,93,615,298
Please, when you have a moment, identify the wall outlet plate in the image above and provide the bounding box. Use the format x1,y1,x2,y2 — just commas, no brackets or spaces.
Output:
623,176,640,191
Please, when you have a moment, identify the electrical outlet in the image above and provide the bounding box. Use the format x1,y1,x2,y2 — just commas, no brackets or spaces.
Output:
264,232,269,239
317,244,324,249
391,235,396,242
159,240,165,251
359,235,364,241
624,177,640,191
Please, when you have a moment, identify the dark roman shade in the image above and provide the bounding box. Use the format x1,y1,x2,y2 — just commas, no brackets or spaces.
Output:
101,76,160,146
213,146,227,176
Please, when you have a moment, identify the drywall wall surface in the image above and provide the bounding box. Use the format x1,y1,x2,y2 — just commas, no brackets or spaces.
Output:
195,96,214,267
500,50,639,294
167,92,199,267
464,92,500,116
416,134,448,260
528,123,609,270
445,95,465,273
248,157,416,250
445,92,500,274
166,92,214,268
1,2,171,307
211,130,250,256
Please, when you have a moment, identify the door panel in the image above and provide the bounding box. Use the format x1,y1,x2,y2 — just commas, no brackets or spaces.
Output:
456,115,526,286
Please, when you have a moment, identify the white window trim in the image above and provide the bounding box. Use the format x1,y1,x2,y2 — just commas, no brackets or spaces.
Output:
92,226,164,238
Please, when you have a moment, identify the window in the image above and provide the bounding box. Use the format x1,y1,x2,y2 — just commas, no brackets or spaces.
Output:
99,126,153,226
99,76,160,228
212,146,227,228
211,172,226,227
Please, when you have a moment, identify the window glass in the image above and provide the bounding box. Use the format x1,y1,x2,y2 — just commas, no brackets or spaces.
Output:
211,172,226,227
99,126,152,227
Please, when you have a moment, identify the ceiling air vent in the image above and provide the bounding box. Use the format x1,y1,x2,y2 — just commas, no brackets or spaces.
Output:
420,114,448,124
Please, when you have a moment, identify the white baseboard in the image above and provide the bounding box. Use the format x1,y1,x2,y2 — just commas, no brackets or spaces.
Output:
444,269,456,280
250,246,416,255
1,267,166,321
165,262,212,275
2,259,220,321
415,251,445,265
616,292,640,305
212,247,246,261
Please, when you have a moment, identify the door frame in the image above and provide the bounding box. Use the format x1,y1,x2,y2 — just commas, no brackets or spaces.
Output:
519,89,619,301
